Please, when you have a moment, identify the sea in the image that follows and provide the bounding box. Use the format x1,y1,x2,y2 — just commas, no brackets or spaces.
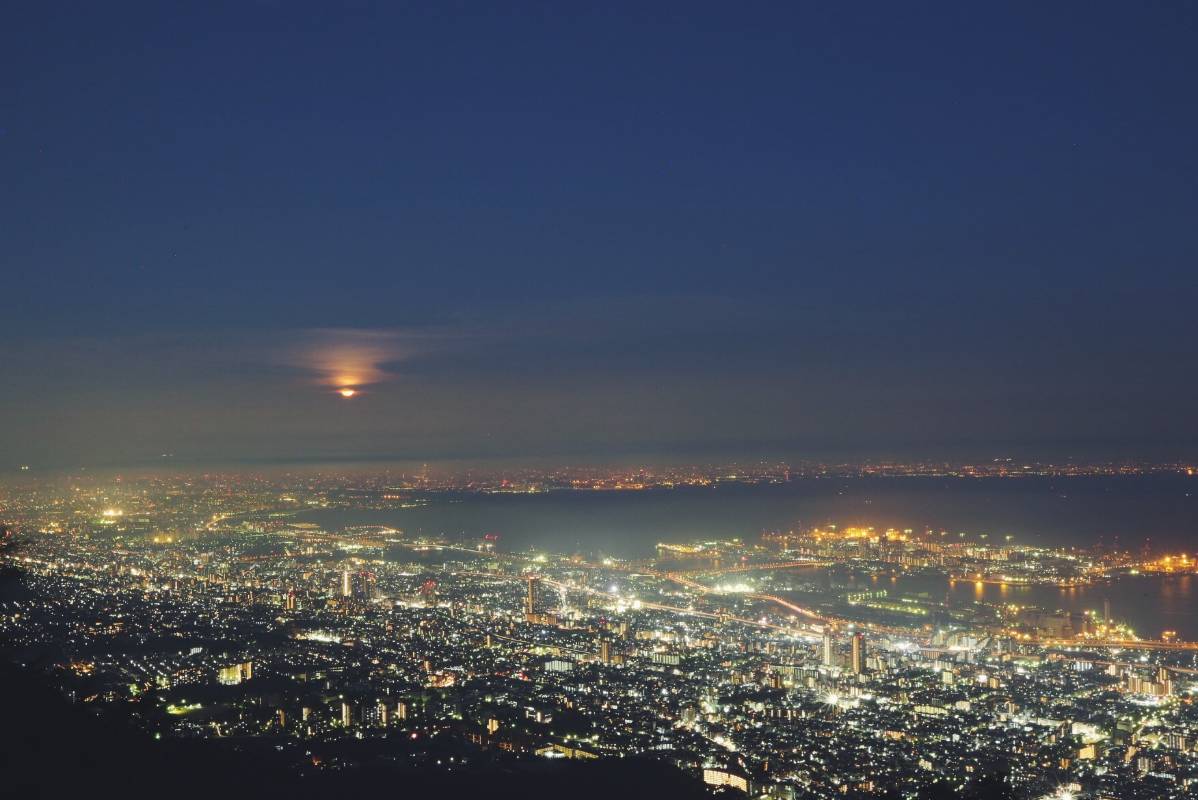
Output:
294,475,1198,639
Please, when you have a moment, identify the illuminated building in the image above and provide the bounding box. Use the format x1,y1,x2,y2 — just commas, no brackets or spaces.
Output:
338,569,376,601
217,661,253,686
525,575,541,622
851,631,865,675
7,472,1198,800
354,570,377,600
703,767,750,793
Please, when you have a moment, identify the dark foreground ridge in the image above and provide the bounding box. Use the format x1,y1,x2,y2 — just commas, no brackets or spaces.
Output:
0,654,1019,800
0,660,711,800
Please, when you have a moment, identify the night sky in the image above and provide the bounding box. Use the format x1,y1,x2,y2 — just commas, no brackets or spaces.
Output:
4,2,1197,468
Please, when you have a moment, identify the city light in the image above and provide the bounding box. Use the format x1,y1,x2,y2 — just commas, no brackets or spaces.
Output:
1,467,1196,798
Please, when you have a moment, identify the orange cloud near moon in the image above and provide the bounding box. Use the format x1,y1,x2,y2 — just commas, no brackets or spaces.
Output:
271,327,458,396
287,329,419,391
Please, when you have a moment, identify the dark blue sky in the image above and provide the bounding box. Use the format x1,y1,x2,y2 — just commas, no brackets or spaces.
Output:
4,2,1197,467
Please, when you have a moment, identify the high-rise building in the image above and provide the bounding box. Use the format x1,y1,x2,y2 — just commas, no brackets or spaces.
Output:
358,571,377,600
822,629,835,667
599,639,612,664
525,576,541,622
339,570,377,601
851,631,866,675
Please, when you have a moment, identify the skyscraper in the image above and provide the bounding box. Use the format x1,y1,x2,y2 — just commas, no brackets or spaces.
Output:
851,631,866,675
822,629,834,667
359,571,377,601
525,576,541,622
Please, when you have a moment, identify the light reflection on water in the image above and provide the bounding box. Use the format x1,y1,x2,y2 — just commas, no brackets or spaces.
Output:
834,570,1197,640
296,476,1198,638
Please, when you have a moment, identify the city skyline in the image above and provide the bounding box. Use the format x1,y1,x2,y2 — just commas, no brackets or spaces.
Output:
3,470,1197,798
4,4,1198,799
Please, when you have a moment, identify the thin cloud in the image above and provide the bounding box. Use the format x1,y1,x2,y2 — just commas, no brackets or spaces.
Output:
279,328,453,389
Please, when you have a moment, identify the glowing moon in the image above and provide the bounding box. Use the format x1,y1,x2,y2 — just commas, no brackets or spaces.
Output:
338,388,357,398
